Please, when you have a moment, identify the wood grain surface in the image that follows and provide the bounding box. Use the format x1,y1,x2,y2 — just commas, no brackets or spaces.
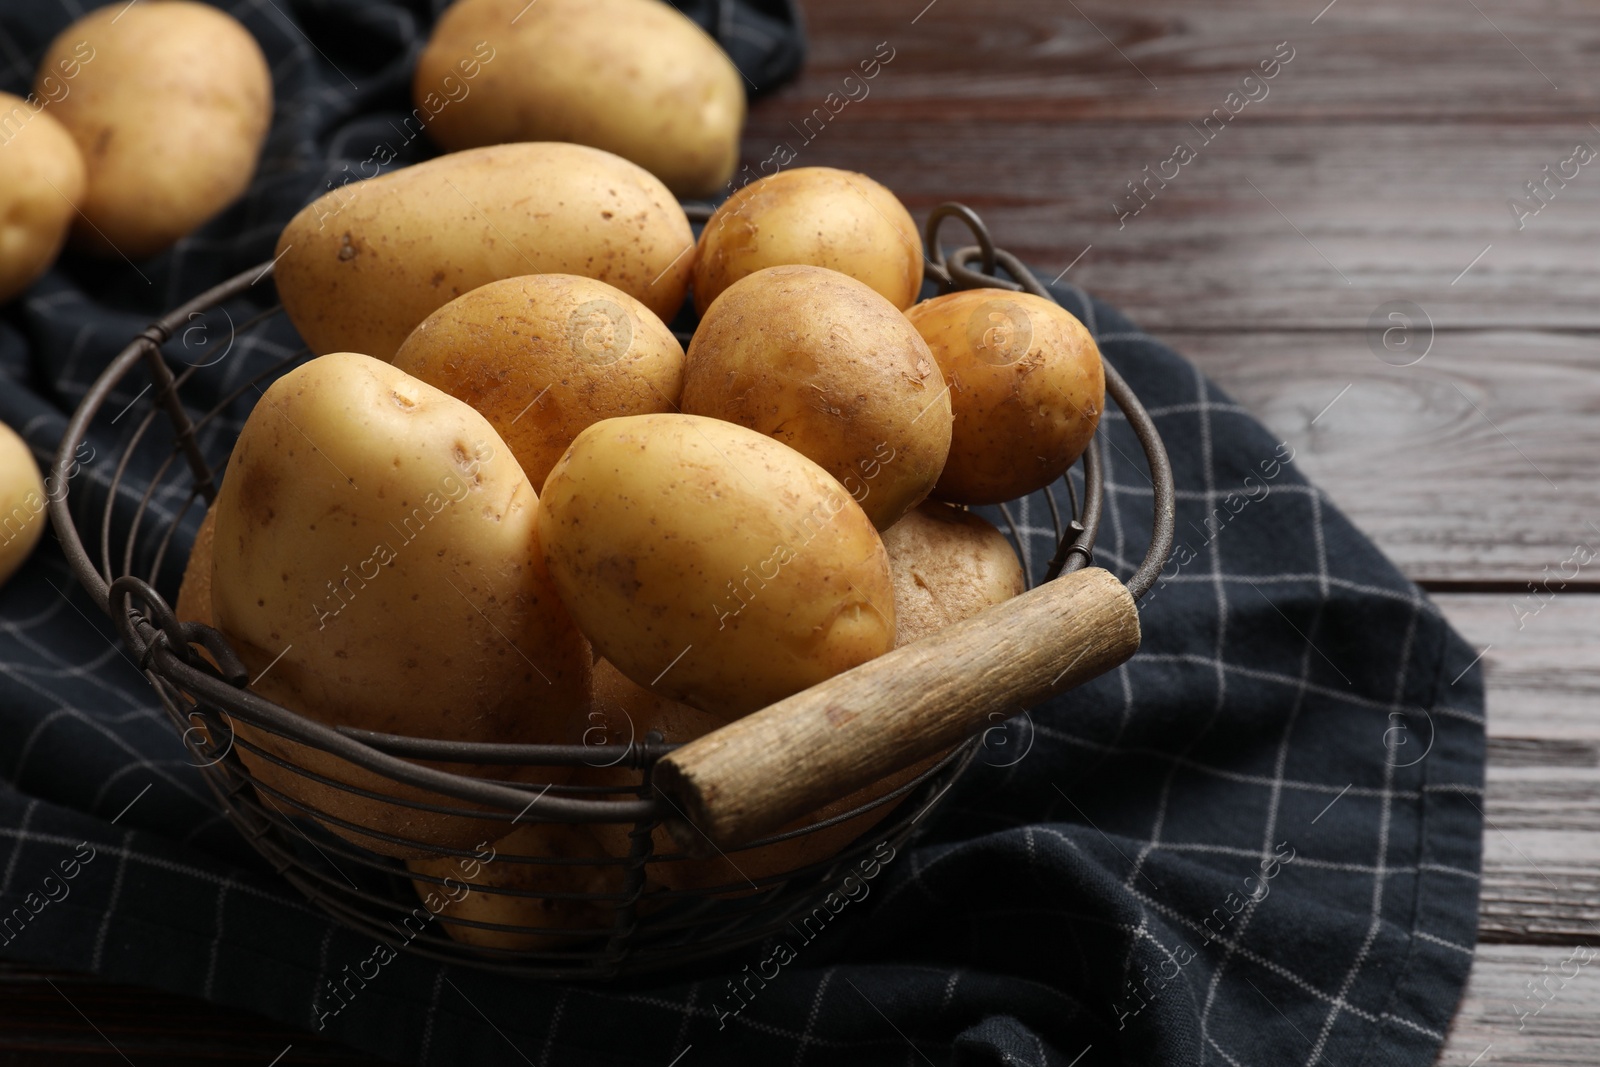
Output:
5,0,1595,1062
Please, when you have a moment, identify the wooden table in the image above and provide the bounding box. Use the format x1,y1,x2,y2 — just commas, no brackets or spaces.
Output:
5,0,1593,1061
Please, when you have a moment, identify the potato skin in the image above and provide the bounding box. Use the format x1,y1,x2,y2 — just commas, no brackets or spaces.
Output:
0,421,46,588
881,501,1025,647
694,168,923,316
275,143,694,361
0,93,85,303
415,0,743,199
38,2,271,259
393,274,685,491
538,413,896,719
681,265,950,531
907,288,1105,505
210,353,591,855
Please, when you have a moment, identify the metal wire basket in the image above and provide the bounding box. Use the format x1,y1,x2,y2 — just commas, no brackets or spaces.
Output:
47,202,1175,979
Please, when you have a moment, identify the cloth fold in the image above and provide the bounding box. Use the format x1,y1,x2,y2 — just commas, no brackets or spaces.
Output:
0,2,1482,1065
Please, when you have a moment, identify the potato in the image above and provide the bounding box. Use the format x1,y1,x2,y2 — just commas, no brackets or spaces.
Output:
175,501,216,626
681,265,950,531
275,143,694,361
210,353,591,856
538,413,895,719
581,660,934,894
408,823,621,950
415,0,743,199
882,501,1025,646
393,274,685,490
906,288,1105,505
0,93,85,303
693,168,923,316
38,2,271,259
0,422,46,588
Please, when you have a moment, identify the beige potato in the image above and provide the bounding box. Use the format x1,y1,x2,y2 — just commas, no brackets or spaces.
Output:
274,143,694,361
882,501,1026,646
415,0,743,199
210,353,591,856
538,413,896,719
393,274,685,490
0,93,85,303
907,288,1105,505
408,823,621,950
0,422,46,588
694,168,923,316
175,501,216,626
38,2,272,259
682,265,950,531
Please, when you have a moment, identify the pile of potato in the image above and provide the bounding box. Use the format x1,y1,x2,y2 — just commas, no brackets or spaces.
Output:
11,0,1106,945
176,140,1104,942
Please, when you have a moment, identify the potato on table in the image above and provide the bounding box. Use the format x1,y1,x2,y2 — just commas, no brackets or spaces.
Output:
682,265,951,531
208,353,591,856
907,288,1105,505
415,0,744,199
393,274,685,491
274,143,694,361
39,1,272,258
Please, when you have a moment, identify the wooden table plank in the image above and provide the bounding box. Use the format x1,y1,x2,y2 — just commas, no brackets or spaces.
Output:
793,0,1600,122
1156,331,1600,584
1438,944,1600,1066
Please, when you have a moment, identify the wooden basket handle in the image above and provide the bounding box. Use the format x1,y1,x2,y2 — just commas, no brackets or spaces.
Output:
654,565,1141,853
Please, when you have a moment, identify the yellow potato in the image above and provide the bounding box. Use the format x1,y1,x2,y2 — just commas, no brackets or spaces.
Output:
907,288,1105,505
538,413,896,719
881,501,1025,646
408,823,621,950
415,0,743,199
38,2,272,259
681,265,950,531
393,274,685,490
274,143,694,361
0,93,85,303
693,167,923,316
210,353,591,856
0,422,46,588
175,501,216,626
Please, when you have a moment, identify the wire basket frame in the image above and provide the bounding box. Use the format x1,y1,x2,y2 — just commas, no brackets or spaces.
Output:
46,202,1175,979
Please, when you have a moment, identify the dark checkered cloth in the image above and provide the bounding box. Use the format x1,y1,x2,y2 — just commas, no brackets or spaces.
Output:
0,2,1483,1064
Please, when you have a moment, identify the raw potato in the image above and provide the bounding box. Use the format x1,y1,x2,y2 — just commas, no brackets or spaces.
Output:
175,501,216,626
0,422,46,588
210,353,591,856
582,661,935,894
694,168,924,316
408,824,621,950
39,2,272,259
882,501,1026,646
682,265,950,530
0,93,85,303
415,0,743,199
907,288,1105,505
393,274,685,490
274,143,694,361
538,413,896,719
